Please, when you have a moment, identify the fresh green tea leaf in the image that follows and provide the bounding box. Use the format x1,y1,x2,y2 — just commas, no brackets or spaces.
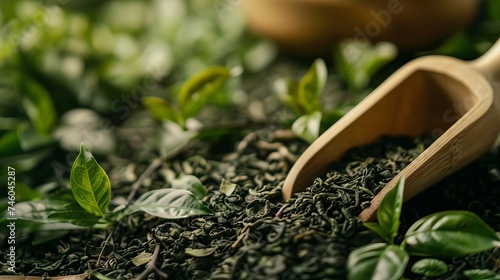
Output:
376,177,404,244
47,201,102,227
291,111,322,143
17,122,56,151
363,222,389,242
273,78,302,115
21,77,57,134
9,200,51,221
14,182,42,201
220,178,237,196
298,58,326,114
128,189,214,219
142,96,183,126
70,144,111,216
0,128,22,158
347,243,408,280
157,120,198,157
404,210,500,258
411,258,448,277
6,199,101,228
463,269,500,280
335,40,397,90
171,174,207,200
178,66,230,119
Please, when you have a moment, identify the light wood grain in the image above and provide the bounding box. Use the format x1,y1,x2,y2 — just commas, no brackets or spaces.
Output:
283,39,500,222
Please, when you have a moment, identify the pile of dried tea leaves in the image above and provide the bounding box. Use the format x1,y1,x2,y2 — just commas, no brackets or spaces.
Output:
6,128,500,279
149,133,434,280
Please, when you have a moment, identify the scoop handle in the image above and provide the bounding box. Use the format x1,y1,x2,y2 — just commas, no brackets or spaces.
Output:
470,39,500,83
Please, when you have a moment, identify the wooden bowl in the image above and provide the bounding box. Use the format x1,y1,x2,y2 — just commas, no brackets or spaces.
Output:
242,0,480,56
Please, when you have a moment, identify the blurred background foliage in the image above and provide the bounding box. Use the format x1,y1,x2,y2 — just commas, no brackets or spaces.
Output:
0,0,269,179
0,0,499,197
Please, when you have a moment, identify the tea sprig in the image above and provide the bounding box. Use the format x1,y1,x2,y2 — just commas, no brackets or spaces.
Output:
2,144,214,231
347,177,500,280
347,178,500,280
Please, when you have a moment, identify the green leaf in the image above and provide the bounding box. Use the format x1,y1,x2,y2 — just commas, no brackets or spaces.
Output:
291,111,322,143
335,40,397,90
157,121,198,157
142,96,184,126
47,201,102,227
273,78,302,115
347,243,409,280
220,178,237,196
0,129,22,158
178,66,231,119
411,258,448,277
363,222,390,241
171,174,207,200
404,210,500,258
376,177,404,244
128,189,214,219
21,77,57,134
70,144,111,216
14,182,42,201
297,58,326,113
7,199,102,227
464,269,500,280
17,123,56,151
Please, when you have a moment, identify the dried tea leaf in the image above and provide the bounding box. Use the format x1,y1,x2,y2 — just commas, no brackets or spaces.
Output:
220,178,237,196
0,274,88,280
185,247,217,257
131,251,152,266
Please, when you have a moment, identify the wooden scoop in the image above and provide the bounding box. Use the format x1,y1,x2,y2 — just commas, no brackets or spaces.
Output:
283,39,500,222
243,0,479,55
